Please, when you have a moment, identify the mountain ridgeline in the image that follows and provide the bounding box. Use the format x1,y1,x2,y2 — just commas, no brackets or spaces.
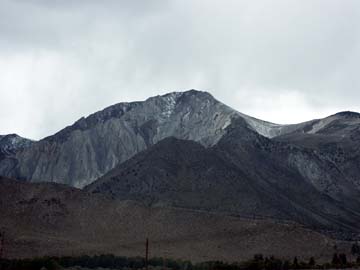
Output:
1,90,360,236
0,91,239,187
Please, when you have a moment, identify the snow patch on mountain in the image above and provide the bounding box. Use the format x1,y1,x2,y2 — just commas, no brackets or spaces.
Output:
160,92,182,118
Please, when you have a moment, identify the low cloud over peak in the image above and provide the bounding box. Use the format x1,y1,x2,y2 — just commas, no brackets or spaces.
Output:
1,0,359,139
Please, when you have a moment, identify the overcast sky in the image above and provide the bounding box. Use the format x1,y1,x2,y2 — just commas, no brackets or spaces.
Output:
1,0,359,140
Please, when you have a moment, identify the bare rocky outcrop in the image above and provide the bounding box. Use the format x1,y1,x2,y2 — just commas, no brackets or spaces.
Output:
0,90,327,188
0,90,243,187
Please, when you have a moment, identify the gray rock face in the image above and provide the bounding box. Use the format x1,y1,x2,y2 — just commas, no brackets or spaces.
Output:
275,111,360,191
0,134,34,179
0,90,243,187
0,134,33,156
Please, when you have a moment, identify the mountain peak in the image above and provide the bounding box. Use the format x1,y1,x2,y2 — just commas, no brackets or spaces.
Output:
0,133,33,143
333,111,360,119
46,90,214,143
0,134,34,156
150,89,214,103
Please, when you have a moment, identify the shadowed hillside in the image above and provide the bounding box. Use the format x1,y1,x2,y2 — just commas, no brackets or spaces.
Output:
0,177,351,262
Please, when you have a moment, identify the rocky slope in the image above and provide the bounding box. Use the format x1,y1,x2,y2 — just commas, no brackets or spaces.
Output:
85,128,360,235
0,177,350,262
275,111,360,190
0,91,243,187
0,90,320,188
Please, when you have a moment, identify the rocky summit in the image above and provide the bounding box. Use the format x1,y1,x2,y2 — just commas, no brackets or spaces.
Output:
0,90,241,187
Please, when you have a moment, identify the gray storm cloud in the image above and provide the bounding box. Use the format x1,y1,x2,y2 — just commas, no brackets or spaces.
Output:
0,0,359,139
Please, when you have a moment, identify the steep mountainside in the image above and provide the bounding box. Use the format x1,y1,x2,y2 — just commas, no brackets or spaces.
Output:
0,177,350,262
275,111,360,190
86,123,360,235
0,91,240,187
0,90,310,188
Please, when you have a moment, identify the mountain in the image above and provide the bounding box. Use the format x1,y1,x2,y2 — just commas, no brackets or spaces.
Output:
0,90,238,187
275,111,360,190
0,90,308,188
2,90,360,236
85,133,360,235
0,176,350,262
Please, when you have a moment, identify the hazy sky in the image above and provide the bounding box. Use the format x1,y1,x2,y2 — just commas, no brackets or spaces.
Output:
1,0,359,140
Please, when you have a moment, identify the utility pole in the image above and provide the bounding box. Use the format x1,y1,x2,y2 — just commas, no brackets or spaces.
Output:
0,230,4,259
145,238,149,270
